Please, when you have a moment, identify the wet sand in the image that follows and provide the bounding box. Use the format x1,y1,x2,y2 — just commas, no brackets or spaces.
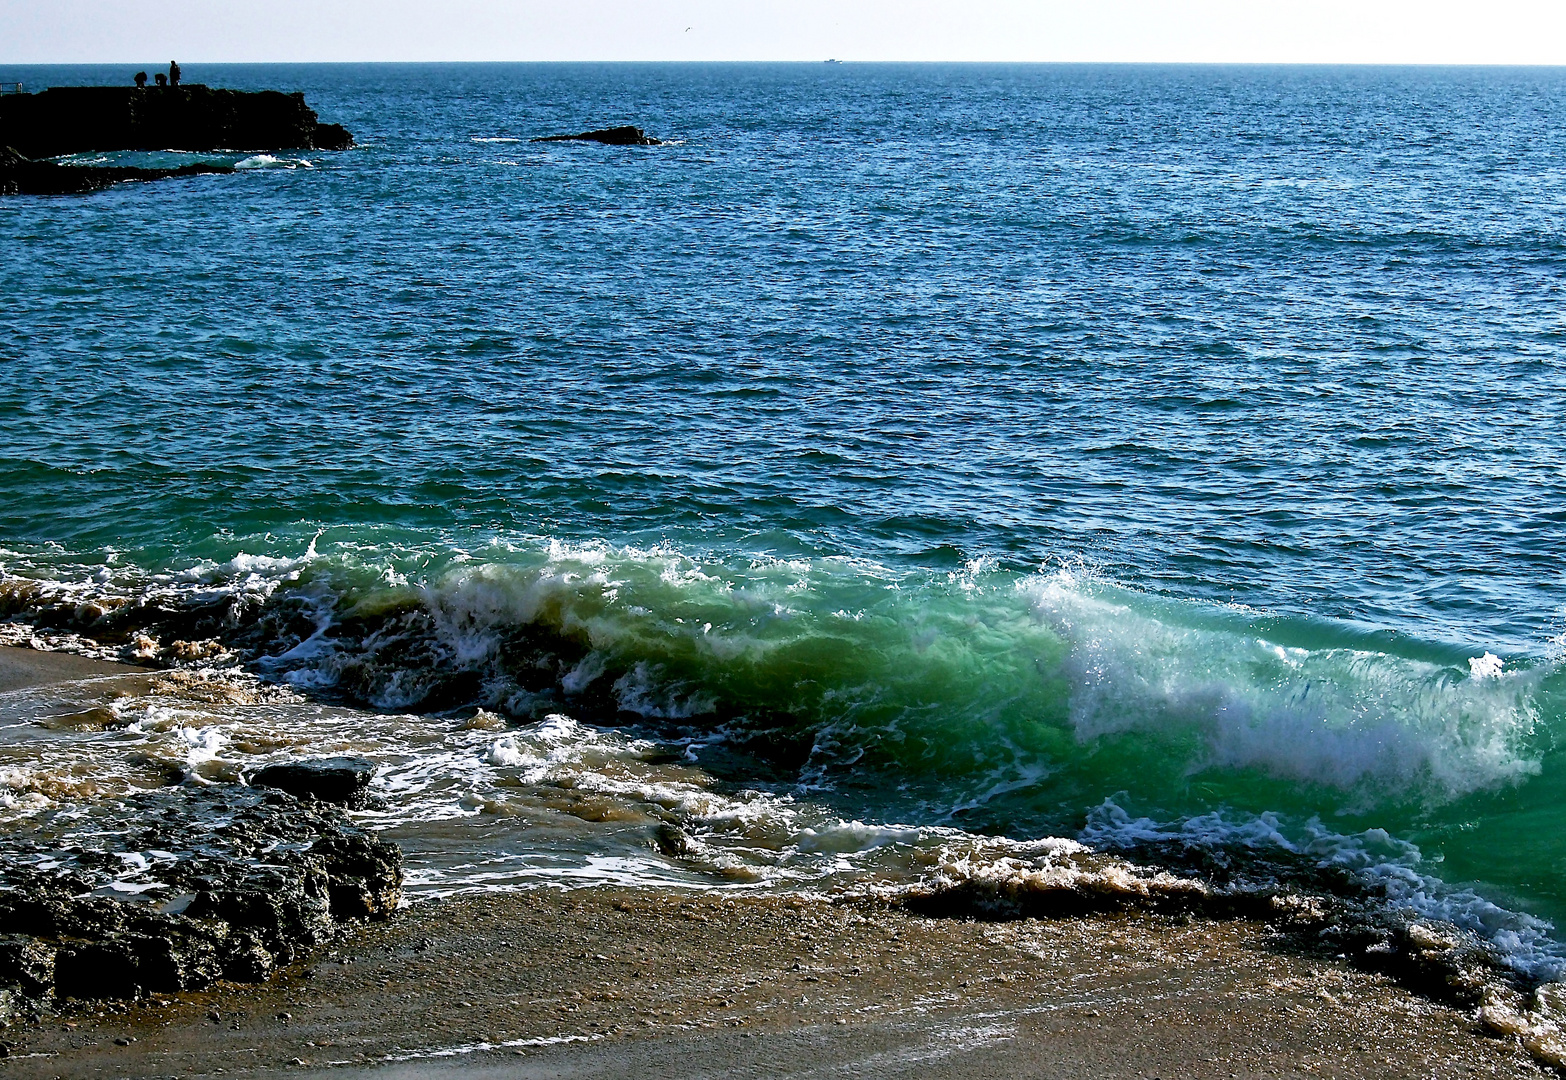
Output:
0,646,151,696
2,889,1546,1079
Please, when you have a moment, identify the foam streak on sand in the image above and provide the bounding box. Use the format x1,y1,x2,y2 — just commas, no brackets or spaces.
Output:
379,1032,603,1061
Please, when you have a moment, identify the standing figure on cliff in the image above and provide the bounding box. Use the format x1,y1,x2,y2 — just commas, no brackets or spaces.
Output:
169,61,181,86
134,71,147,89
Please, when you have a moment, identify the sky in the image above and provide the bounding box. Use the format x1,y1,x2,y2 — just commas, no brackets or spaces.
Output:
2,0,1565,65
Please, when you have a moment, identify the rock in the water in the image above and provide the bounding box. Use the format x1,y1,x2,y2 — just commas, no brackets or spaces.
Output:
248,757,375,808
0,85,353,158
0,144,232,196
531,125,661,146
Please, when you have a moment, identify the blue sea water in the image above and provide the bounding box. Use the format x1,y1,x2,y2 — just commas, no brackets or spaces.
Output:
3,63,1566,968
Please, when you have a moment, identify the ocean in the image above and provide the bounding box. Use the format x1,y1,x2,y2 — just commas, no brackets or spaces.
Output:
3,62,1565,980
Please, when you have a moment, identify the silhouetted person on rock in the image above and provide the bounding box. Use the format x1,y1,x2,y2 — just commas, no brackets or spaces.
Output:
155,73,167,87
169,61,181,87
134,71,147,89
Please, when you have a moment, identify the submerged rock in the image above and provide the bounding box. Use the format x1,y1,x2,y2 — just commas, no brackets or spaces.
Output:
0,786,401,1004
0,85,353,158
531,125,661,146
248,757,376,808
0,145,233,196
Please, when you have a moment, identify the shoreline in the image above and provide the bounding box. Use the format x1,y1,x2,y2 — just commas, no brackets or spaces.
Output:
0,638,1555,1076
1,888,1548,1078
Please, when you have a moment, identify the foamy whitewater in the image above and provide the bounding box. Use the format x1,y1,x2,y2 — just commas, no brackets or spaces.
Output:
3,63,1566,987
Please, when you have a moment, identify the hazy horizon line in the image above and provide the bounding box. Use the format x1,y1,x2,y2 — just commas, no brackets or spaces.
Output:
6,58,1566,68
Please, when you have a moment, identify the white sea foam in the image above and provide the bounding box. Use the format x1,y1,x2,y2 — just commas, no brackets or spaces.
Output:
1471,652,1505,678
1022,570,1542,797
235,154,313,170
379,1033,602,1062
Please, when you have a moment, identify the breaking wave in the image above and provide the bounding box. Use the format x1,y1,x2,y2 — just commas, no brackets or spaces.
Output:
6,539,1550,795
2,533,1564,976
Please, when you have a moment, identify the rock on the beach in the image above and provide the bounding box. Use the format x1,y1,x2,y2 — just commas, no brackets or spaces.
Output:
0,786,402,1003
531,125,662,145
311,833,404,919
0,937,55,998
52,928,224,999
183,860,337,968
0,144,233,196
248,757,375,808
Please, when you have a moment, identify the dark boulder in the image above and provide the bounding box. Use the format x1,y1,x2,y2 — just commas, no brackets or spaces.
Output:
314,122,353,150
52,926,224,999
220,929,276,983
0,85,354,158
0,938,55,998
183,860,336,967
0,889,130,940
531,125,661,146
310,833,403,919
248,757,375,808
0,144,232,196
0,786,401,1004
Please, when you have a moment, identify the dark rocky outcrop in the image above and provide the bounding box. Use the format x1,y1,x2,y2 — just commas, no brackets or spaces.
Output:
0,787,401,1005
531,125,661,146
0,145,232,196
0,85,353,159
248,757,376,808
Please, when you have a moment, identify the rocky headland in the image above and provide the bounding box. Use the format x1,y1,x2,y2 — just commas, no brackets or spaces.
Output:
0,84,353,195
0,85,353,159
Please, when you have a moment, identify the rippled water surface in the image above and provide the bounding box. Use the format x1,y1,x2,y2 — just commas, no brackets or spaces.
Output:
2,63,1565,973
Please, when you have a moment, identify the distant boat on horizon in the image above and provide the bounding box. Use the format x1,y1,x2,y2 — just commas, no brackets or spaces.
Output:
824,59,842,64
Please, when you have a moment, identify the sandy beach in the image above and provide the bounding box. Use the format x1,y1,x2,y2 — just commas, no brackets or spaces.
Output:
0,887,1548,1079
